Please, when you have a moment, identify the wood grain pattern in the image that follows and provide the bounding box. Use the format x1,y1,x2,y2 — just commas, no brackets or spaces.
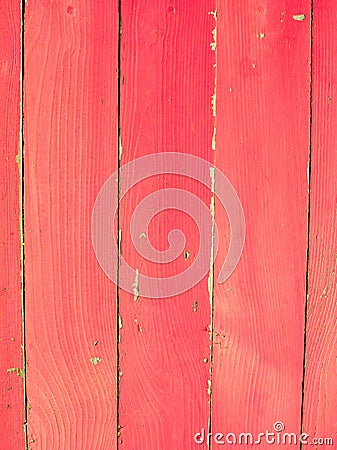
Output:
302,0,337,444
24,2,118,448
0,1,24,448
21,1,337,449
212,0,311,444
118,1,215,448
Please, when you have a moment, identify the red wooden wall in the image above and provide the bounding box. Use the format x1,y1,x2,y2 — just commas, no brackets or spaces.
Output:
1,1,336,449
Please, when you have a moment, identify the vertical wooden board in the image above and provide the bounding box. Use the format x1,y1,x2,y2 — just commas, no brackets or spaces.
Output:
211,0,311,445
0,1,24,448
302,1,337,444
24,1,118,448
118,1,215,448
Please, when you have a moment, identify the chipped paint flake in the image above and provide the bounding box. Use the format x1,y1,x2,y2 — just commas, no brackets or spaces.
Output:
119,135,123,160
119,229,122,254
90,357,102,366
208,10,217,20
207,379,212,395
208,268,214,307
212,126,216,151
184,250,191,260
211,90,217,117
210,27,217,51
133,269,140,301
7,367,24,378
210,9,217,151
118,314,123,329
209,10,217,51
209,168,215,201
134,318,144,332
293,14,306,21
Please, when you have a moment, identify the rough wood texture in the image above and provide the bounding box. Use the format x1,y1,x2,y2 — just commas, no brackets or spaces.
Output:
302,0,337,443
0,1,24,449
212,0,311,444
118,1,215,448
24,2,118,448
20,1,337,449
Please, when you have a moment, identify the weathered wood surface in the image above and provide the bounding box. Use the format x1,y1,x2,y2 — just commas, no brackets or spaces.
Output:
0,1,335,449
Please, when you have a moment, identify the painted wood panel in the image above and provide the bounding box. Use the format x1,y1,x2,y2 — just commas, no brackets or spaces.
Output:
118,1,215,448
0,1,24,449
302,1,337,445
212,1,311,446
24,2,118,448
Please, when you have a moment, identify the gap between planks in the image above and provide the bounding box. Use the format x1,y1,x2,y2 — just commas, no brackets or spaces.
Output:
300,1,314,447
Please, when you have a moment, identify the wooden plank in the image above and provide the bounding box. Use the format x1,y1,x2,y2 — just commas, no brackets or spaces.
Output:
211,0,311,445
118,1,215,448
24,2,118,448
302,0,337,444
0,1,25,448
